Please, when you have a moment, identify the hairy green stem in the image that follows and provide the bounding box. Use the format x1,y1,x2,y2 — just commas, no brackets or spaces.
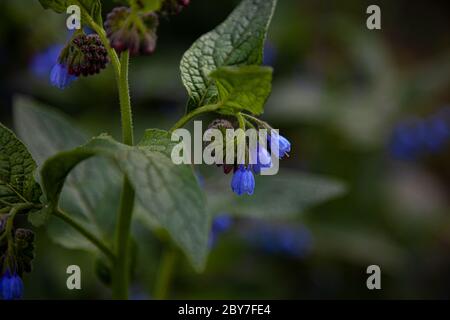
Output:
53,208,116,262
118,51,134,145
154,245,177,300
170,104,221,132
90,15,136,299
111,51,136,300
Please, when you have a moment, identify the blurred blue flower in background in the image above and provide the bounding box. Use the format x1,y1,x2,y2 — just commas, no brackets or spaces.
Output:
389,107,450,160
244,223,313,258
30,44,63,78
209,214,233,248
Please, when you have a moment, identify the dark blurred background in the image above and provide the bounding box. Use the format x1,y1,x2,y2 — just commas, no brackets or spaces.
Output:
0,0,449,299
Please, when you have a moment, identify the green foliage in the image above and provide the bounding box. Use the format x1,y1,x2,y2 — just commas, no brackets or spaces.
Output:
34,130,208,270
180,0,277,113
14,96,121,251
0,123,41,213
38,0,103,25
210,66,273,116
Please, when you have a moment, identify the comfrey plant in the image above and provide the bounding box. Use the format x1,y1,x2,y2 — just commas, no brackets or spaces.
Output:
1,0,287,300
2,0,347,301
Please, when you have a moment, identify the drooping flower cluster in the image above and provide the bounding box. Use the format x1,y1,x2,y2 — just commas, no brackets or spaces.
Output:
48,32,109,89
105,7,159,56
206,118,291,196
0,228,35,300
66,34,109,76
104,0,191,56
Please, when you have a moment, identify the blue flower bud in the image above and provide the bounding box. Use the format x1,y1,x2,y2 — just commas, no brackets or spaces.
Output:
50,63,77,89
269,132,291,158
0,270,24,300
231,166,255,196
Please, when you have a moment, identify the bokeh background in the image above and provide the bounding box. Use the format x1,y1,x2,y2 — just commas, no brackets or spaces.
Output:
0,0,449,299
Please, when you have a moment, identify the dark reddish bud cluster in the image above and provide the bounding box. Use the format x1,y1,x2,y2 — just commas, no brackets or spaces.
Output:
63,34,109,77
105,7,159,56
160,0,190,16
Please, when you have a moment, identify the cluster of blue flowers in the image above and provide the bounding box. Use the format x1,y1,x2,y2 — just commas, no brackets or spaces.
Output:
0,269,24,300
389,107,450,160
231,133,291,196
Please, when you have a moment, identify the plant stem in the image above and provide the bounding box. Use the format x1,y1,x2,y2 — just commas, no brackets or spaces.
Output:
236,112,246,130
241,113,272,130
154,245,177,300
170,104,221,132
53,208,116,262
118,51,134,146
111,51,136,299
81,14,136,300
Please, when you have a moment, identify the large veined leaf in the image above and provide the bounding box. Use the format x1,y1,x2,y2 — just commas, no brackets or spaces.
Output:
13,96,121,251
210,66,273,116
38,0,103,25
0,123,41,212
180,0,277,112
40,133,208,270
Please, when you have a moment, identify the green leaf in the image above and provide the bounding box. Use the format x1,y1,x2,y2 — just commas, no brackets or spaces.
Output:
0,123,41,212
210,66,273,115
180,0,277,112
207,170,346,220
40,132,208,270
13,96,121,251
38,0,103,25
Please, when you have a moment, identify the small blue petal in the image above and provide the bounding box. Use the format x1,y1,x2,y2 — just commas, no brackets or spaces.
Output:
269,133,291,158
252,144,272,174
30,44,63,78
50,63,77,89
231,166,255,196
